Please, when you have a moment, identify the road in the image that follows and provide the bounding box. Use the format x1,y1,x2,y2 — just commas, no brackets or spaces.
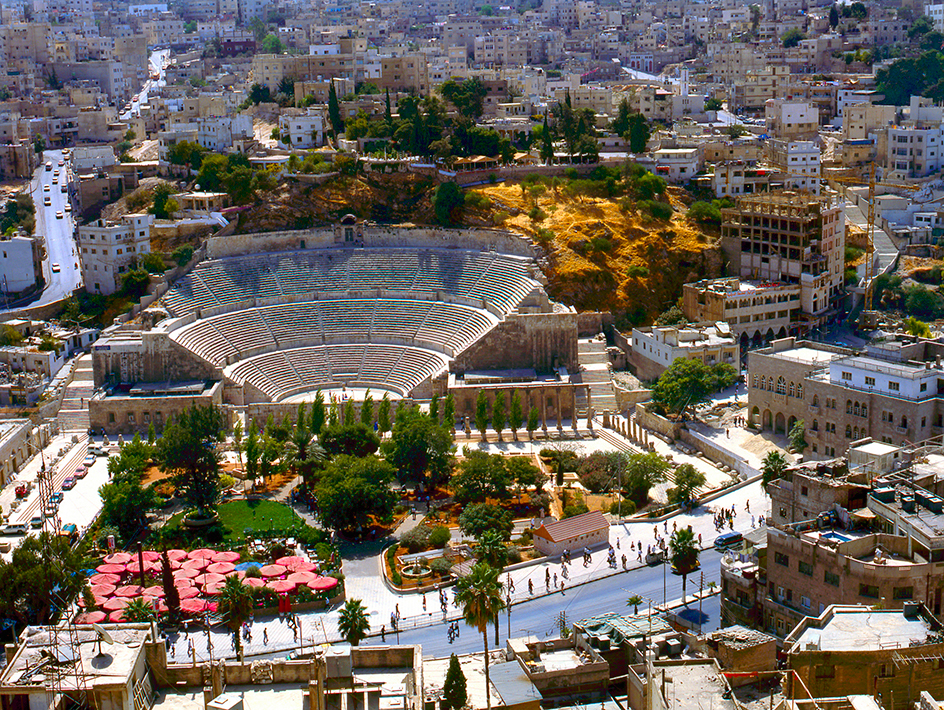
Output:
121,49,169,120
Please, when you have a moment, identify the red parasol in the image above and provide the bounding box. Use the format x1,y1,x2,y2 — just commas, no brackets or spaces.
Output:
126,560,160,575
203,582,226,595
275,556,308,570
181,559,208,571
114,585,144,598
143,586,165,598
244,577,266,588
260,564,287,577
174,567,200,580
141,551,162,562
212,551,240,563
108,610,126,623
177,587,200,599
78,595,108,608
90,573,121,586
96,564,125,575
173,576,195,587
188,548,217,559
266,579,296,593
90,583,116,596
179,598,209,614
308,577,338,591
75,611,107,624
206,562,235,575
166,549,189,561
104,552,133,564
102,597,129,611
287,571,318,585
195,572,226,586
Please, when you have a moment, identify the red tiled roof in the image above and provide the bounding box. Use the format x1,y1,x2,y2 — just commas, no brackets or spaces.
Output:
533,511,608,544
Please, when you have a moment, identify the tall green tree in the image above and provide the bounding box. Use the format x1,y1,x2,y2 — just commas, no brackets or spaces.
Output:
156,405,224,515
476,529,508,568
161,551,180,617
761,450,788,490
456,562,505,710
668,463,706,507
316,456,397,531
669,527,699,600
244,420,261,486
443,392,455,429
508,390,523,441
344,399,357,426
491,394,506,441
829,4,839,27
378,393,392,436
328,81,343,137
624,451,670,504
320,422,380,458
442,654,468,710
310,390,326,437
382,407,453,489
452,450,511,504
361,391,374,428
475,391,490,440
217,576,254,660
527,405,540,439
540,112,554,164
789,420,808,453
338,599,370,645
651,358,736,419
626,113,650,154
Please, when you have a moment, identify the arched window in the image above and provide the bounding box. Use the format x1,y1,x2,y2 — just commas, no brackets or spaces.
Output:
846,400,853,414
853,427,859,439
812,419,818,431
777,377,786,394
751,375,757,388
862,404,868,417
797,385,803,399
812,395,819,407
789,382,796,397
854,402,860,416
845,425,852,438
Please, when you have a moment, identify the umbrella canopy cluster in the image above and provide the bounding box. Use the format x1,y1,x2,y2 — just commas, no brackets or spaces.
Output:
78,551,337,624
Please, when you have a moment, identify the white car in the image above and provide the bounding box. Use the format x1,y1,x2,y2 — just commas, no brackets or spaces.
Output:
64,204,72,212
43,184,49,192
55,211,63,219
51,263,60,272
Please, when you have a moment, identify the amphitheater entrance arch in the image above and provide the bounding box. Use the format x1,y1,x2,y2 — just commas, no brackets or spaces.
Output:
750,406,760,427
740,332,750,351
775,412,785,434
763,409,772,429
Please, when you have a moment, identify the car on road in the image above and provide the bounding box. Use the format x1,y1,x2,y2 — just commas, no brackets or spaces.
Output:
88,445,108,456
44,196,51,206
4,523,27,535
51,263,60,272
44,162,52,171
43,184,49,192
714,531,743,550
58,160,64,166
62,476,76,490
64,204,71,212
61,185,68,193
52,177,57,184
30,516,42,529
56,211,63,219
74,466,87,479
83,455,97,466
43,505,57,518
62,149,70,158
48,492,63,505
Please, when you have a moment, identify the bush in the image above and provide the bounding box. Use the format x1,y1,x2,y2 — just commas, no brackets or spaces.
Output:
400,524,431,553
465,192,491,209
845,245,864,262
640,200,673,220
687,201,722,225
590,237,612,252
609,500,637,516
429,525,451,548
534,227,554,243
493,210,510,224
563,503,590,518
636,173,666,200
245,565,262,578
430,557,453,575
172,245,194,266
392,570,402,586
529,206,547,221
219,473,236,488
627,264,650,278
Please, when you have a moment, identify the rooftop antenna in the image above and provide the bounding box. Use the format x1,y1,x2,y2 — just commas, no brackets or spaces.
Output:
90,623,114,658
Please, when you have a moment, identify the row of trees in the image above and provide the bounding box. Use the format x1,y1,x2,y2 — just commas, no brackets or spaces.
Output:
575,450,706,507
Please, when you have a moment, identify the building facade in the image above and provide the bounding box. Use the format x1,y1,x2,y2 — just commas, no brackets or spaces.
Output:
77,213,153,295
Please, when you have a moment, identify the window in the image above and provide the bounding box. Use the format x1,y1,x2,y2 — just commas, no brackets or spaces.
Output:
799,561,813,576
824,570,839,586
889,381,900,391
776,377,786,394
859,583,879,598
800,595,811,609
893,586,913,600
774,551,789,566
841,371,851,380
921,382,928,392
815,665,835,679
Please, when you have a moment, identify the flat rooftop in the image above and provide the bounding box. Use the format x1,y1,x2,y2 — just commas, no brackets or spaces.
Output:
653,661,736,710
771,346,842,366
853,441,899,457
154,685,306,710
791,608,939,652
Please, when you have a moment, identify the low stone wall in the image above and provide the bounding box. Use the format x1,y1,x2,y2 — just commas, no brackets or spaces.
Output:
613,380,650,411
576,311,613,338
635,402,682,440
680,428,759,480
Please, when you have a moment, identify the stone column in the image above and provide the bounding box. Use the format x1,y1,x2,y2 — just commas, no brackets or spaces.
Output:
464,415,471,439
587,407,594,432
541,387,548,436
555,386,563,433
602,411,610,429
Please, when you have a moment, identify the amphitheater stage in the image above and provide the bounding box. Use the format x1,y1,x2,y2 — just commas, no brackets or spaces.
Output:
279,386,403,404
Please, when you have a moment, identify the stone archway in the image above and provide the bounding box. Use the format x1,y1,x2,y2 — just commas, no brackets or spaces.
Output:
775,412,786,434
751,406,760,427
763,409,772,429
777,326,788,339
787,415,797,433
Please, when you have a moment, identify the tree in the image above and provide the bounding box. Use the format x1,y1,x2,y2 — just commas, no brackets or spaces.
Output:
310,390,326,437
361,391,374,428
244,420,261,486
0,534,88,625
829,4,839,28
442,654,468,710
260,33,283,54
491,393,506,441
98,478,157,542
705,98,723,111
475,391,490,440
627,594,643,614
476,529,509,569
508,390,523,441
459,503,513,540
655,305,687,326
217,576,254,660
506,456,544,498
443,392,455,429
150,183,177,219
669,527,699,599
316,455,397,532
434,181,464,226
624,451,670,504
320,422,380,458
429,394,440,424
383,408,454,489
338,599,371,645
453,450,511,504
172,245,194,266
789,420,808,453
156,405,224,515
34,136,45,155
905,316,932,338
456,562,505,710
782,28,805,48
540,112,554,164
527,405,540,439
440,77,488,119
377,393,392,436
121,269,151,298
328,81,343,137
761,450,788,490
668,463,706,507
122,597,155,623
626,113,650,153
651,358,737,419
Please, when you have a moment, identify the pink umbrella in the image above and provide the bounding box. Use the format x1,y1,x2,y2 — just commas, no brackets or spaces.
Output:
195,572,226,586
174,567,200,580
180,598,209,614
181,559,208,571
212,551,241,563
108,610,126,623
126,560,160,575
90,573,121,586
96,564,125,575
143,586,165,598
75,611,107,624
174,576,195,588
102,597,129,611
244,577,266,588
233,571,247,580
275,556,308,570
266,579,296,593
167,549,189,562
90,583,116,597
260,564,287,577
177,587,200,599
189,548,216,559
141,551,162,562
114,585,144,598
78,595,108,608
206,562,235,575
104,552,133,565
308,577,338,592
203,582,226,595
287,571,318,585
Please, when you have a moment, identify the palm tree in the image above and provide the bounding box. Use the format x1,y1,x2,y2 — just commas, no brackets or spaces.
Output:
761,450,788,490
456,562,505,710
626,594,643,614
669,528,699,602
217,576,254,661
123,597,155,623
338,599,370,646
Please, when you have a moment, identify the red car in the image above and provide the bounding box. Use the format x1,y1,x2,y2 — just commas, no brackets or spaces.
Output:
61,477,76,490
73,467,87,479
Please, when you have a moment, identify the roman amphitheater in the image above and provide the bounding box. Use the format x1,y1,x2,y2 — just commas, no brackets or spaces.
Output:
89,218,609,434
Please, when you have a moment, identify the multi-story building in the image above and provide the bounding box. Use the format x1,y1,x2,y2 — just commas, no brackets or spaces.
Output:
0,234,42,294
766,457,871,527
887,124,944,179
77,214,153,295
767,139,821,195
927,2,944,31
747,336,944,456
195,115,254,153
721,191,845,327
682,277,802,345
629,321,739,380
765,99,819,140
377,54,429,95
278,108,326,149
709,160,781,199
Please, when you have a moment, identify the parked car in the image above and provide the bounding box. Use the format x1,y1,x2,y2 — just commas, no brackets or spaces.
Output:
74,466,87,479
30,516,43,529
62,476,76,490
87,445,108,456
83,455,97,466
48,492,63,505
4,523,27,535
714,531,744,550
51,263,60,272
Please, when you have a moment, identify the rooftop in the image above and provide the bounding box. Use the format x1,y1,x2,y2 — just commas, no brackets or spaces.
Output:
788,605,944,653
651,660,737,710
708,625,776,650
154,685,305,710
770,345,842,366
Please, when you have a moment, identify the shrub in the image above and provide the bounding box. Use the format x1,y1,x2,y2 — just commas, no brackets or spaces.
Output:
609,500,637,516
627,264,650,278
640,200,673,220
844,245,864,262
687,201,722,225
172,245,194,266
590,236,612,252
430,557,453,575
400,524,431,553
219,473,235,488
636,173,666,200
534,227,554,243
563,503,590,518
493,210,510,224
528,206,547,221
391,570,402,585
429,525,451,548
618,196,635,212
465,192,491,209
245,565,262,578
506,545,522,564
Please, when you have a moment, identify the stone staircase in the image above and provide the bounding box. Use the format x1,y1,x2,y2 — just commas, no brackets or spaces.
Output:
58,354,94,432
574,338,618,415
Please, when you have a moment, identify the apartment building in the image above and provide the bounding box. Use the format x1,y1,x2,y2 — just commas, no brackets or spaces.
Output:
278,108,326,148
251,50,359,92
682,277,802,345
766,457,870,527
729,65,790,111
887,124,944,179
78,214,153,295
709,161,781,198
721,191,845,326
195,115,253,153
377,54,429,95
0,234,42,294
765,99,819,140
748,336,944,456
767,140,820,195
629,321,739,380
926,2,944,31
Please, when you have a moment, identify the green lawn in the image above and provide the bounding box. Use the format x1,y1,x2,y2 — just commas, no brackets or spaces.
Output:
164,499,307,542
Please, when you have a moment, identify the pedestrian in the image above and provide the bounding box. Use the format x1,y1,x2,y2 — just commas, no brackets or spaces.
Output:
697,533,702,546
751,514,756,528
395,604,400,619
746,500,750,513
726,428,729,438
616,538,620,550
422,594,426,611
621,554,627,570
553,572,557,587
263,628,268,645
560,580,565,596
381,625,386,641
528,579,533,595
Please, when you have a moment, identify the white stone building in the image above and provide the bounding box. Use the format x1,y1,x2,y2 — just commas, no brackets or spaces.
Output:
78,213,153,295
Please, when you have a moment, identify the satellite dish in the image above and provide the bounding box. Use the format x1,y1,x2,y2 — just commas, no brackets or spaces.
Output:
91,623,114,657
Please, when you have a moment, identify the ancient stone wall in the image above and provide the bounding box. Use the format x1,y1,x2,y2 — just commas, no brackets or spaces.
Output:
452,312,578,374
